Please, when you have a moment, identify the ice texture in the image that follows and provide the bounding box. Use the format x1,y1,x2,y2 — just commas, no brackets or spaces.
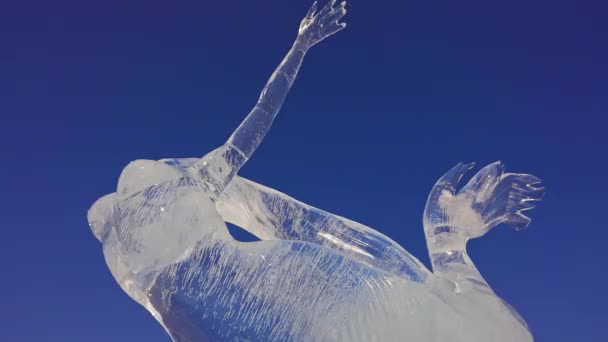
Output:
87,1,544,341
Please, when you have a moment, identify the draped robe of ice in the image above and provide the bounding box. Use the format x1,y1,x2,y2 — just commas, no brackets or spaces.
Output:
88,1,544,341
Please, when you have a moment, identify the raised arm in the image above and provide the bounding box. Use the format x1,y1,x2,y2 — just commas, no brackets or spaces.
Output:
188,1,347,195
228,0,347,158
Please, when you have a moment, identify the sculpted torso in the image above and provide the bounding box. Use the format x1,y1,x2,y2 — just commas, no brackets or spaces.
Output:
88,2,543,341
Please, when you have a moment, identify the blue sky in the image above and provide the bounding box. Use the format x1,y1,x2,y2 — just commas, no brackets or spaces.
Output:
1,0,606,340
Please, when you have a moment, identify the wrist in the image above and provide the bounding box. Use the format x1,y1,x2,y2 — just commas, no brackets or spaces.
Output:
293,39,310,53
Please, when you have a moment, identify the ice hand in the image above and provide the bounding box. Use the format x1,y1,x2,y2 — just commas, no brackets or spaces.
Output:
297,0,347,49
425,162,544,240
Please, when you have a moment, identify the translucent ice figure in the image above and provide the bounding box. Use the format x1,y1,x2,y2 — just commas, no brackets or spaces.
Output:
88,1,544,341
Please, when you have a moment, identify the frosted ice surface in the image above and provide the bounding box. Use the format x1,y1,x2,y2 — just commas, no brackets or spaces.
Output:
88,1,544,341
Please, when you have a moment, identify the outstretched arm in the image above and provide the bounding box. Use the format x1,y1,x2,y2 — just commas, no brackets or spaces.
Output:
188,1,347,195
228,0,347,158
216,175,430,281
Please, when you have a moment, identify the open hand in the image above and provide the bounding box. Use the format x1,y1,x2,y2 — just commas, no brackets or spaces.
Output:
298,0,347,49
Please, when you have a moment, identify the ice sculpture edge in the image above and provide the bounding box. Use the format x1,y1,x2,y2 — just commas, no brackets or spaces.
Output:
87,2,543,341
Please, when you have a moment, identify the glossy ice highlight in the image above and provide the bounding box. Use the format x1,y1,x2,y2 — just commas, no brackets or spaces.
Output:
88,2,543,340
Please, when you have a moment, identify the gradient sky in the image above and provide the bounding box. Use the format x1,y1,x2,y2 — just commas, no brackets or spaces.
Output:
2,0,606,341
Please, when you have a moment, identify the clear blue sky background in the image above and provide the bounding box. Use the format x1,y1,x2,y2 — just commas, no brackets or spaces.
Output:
2,0,606,341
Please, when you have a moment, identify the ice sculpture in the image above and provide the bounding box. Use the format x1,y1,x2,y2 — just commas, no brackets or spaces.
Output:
88,1,544,341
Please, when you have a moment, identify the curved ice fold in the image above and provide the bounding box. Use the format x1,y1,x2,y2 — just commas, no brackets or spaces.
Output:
88,2,542,341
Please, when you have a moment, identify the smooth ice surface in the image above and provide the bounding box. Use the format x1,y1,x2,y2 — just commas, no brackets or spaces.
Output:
88,1,544,340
